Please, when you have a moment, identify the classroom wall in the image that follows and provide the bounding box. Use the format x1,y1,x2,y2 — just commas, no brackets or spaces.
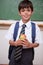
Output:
0,21,43,65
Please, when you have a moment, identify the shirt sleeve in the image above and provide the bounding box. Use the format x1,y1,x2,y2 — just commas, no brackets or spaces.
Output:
35,24,42,44
5,23,16,41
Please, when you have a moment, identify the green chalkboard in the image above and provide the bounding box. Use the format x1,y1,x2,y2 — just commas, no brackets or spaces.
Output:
0,0,43,21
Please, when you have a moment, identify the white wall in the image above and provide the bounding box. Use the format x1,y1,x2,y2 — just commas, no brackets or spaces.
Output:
0,29,9,64
33,30,43,65
0,21,43,65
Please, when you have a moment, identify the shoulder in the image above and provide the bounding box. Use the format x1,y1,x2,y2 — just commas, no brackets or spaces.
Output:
31,21,40,33
9,21,19,30
33,21,41,33
31,21,40,29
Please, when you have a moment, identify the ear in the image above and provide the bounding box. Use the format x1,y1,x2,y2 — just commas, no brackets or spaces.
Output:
18,11,21,16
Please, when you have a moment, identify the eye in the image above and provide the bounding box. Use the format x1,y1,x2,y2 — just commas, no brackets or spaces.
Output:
27,9,30,11
27,8,31,12
21,9,25,12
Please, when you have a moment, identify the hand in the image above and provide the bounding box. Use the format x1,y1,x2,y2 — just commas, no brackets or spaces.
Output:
22,39,30,47
15,39,23,46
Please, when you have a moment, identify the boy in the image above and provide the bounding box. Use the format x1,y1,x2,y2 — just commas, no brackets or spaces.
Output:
6,0,41,65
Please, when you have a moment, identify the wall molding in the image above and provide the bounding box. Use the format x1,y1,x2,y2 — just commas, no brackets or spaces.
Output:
0,20,43,28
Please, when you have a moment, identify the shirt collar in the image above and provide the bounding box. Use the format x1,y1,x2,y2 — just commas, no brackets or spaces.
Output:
19,19,31,28
19,19,24,27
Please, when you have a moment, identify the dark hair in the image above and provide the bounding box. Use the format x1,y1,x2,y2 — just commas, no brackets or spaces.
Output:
18,0,33,11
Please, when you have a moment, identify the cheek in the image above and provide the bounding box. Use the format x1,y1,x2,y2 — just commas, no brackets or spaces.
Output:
29,12,33,15
28,13,32,17
28,12,32,15
19,12,23,16
21,12,25,15
20,13,25,17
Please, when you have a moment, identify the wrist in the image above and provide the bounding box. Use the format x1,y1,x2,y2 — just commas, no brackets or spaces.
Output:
14,41,17,46
27,42,32,48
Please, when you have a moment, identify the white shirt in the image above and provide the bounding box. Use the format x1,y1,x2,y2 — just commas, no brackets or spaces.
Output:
5,20,42,45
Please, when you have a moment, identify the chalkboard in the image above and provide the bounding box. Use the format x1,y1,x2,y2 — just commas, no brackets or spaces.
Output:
0,0,43,21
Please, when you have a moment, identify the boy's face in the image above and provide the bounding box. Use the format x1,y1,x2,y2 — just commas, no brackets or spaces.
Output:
19,7,33,23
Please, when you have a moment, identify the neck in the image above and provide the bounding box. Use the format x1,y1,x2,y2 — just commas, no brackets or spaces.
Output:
22,19,30,23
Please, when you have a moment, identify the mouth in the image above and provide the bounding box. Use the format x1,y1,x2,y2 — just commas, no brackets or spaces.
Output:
24,16,29,18
23,15,27,17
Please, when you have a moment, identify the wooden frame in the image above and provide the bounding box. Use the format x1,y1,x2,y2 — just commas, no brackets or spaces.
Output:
0,20,43,27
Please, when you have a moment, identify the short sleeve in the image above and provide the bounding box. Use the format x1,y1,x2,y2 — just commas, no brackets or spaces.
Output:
35,24,42,44
5,23,16,41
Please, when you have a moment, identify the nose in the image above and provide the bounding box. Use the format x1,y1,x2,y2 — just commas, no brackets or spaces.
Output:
24,11,28,14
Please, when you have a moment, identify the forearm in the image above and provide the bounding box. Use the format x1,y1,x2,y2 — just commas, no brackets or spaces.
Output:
9,39,23,46
28,43,39,48
22,39,39,48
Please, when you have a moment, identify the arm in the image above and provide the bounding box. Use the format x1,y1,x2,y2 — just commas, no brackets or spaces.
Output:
28,42,39,48
9,39,24,47
22,39,39,48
